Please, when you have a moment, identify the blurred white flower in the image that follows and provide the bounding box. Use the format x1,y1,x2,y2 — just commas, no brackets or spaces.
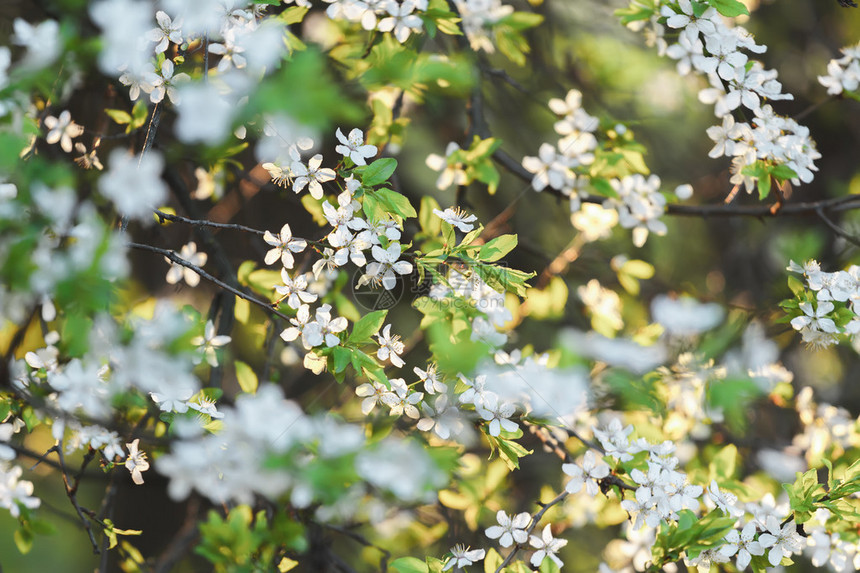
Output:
652,295,724,337
99,150,167,222
165,242,207,287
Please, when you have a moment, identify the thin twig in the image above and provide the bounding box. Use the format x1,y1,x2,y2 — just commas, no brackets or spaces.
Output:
140,103,162,157
56,444,101,554
491,150,860,218
154,209,266,236
815,207,860,248
127,241,292,321
493,491,568,573
154,496,201,573
325,524,391,572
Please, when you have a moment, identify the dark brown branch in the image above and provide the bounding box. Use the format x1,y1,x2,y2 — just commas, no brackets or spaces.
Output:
815,207,860,248
2,442,67,473
154,209,266,236
154,496,201,573
491,149,860,218
56,444,100,553
127,241,292,321
324,524,391,572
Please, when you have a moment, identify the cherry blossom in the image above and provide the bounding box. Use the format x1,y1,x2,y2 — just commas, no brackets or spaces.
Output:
275,269,318,309
99,150,168,222
758,515,803,566
290,154,336,200
190,320,232,367
125,439,150,485
485,510,530,548
335,128,377,166
43,111,85,153
442,544,485,571
376,324,405,367
433,207,478,233
147,11,183,54
359,243,413,290
563,450,610,495
165,242,207,287
718,522,764,570
426,142,468,190
263,223,308,269
529,524,568,568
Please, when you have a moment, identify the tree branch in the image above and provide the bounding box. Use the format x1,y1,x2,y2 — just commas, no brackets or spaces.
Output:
815,207,860,248
56,443,101,554
127,241,292,321
493,491,568,573
491,149,860,218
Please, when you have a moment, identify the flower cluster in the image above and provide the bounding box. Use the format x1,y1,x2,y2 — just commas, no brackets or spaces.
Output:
452,0,514,53
521,89,674,247
785,259,860,349
158,384,446,510
522,89,598,200
323,0,425,43
633,0,821,191
818,42,860,96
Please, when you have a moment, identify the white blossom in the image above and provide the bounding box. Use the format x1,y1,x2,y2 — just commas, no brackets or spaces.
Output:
99,150,168,222
335,127,377,165
485,510,530,548
43,111,84,153
529,524,568,568
165,242,207,287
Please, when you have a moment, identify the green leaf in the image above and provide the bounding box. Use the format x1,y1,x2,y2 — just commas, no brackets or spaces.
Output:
757,172,772,200
494,436,532,470
278,5,309,25
441,221,456,248
348,310,388,343
471,160,500,194
770,164,798,180
373,187,417,219
362,192,385,223
104,109,131,125
591,177,618,198
362,158,398,187
459,225,484,247
614,4,655,25
391,557,430,573
709,444,738,481
484,548,504,573
498,11,545,31
235,360,258,394
130,99,149,130
301,193,328,226
14,528,33,554
784,468,825,523
708,0,750,17
331,346,352,374
466,136,503,160
472,264,534,298
419,196,443,236
479,234,517,262
247,269,282,298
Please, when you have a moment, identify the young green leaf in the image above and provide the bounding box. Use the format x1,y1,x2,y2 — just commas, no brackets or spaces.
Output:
362,157,398,187
348,309,388,343
235,360,258,394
